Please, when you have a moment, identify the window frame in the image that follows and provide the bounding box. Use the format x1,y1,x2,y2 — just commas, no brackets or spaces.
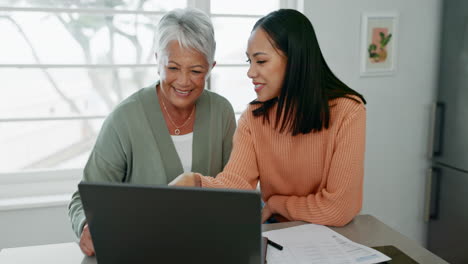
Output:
0,0,302,209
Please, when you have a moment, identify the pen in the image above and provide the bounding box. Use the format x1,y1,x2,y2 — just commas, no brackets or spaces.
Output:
267,239,283,251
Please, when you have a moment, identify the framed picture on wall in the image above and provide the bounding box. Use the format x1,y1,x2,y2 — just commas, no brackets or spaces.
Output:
360,13,399,76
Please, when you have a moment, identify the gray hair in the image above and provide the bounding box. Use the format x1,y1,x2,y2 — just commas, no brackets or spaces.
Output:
155,8,216,76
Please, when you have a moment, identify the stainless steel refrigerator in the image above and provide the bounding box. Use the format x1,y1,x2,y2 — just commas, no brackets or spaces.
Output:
426,0,468,263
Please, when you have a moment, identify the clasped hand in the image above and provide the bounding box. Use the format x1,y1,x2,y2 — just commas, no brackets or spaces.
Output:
169,172,201,187
170,172,275,224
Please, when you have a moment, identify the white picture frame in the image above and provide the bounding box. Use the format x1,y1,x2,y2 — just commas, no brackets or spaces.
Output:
360,12,399,76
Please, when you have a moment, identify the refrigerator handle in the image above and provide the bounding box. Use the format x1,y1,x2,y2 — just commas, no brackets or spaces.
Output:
427,103,437,159
424,168,432,222
425,167,442,222
432,102,445,157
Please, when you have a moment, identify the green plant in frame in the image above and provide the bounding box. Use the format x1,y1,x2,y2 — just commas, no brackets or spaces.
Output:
380,32,392,48
368,44,378,58
368,31,392,62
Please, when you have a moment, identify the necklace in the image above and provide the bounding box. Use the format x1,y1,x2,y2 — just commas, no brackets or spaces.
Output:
160,97,195,135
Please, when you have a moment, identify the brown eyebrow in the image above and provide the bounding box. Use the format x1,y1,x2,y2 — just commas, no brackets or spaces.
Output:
189,65,206,69
245,52,268,58
168,61,180,66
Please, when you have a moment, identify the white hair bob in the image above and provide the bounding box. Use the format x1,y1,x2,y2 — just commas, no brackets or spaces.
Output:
155,8,216,78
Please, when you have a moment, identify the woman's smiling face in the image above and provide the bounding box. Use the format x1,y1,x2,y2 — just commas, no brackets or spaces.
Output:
159,40,210,110
246,28,287,102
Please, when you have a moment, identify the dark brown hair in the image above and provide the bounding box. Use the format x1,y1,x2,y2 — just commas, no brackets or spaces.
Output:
250,9,366,136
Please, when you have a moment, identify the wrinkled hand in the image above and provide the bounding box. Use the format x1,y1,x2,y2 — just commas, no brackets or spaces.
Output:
169,172,202,187
79,224,95,256
261,202,274,223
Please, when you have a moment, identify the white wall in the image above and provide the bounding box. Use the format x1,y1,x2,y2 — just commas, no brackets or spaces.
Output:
303,0,442,244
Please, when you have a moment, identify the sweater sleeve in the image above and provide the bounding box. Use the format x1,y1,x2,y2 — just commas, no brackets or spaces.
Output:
68,118,127,238
268,106,366,226
199,112,259,190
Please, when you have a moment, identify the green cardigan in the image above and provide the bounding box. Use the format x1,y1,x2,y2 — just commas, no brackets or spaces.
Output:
68,84,236,237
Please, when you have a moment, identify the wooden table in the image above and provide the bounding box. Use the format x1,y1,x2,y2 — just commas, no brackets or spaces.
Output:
0,214,448,264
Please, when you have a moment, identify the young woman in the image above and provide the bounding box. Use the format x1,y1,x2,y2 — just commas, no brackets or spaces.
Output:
171,9,366,227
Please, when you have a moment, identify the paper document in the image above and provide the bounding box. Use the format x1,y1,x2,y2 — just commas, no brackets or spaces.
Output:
263,224,391,264
331,233,390,264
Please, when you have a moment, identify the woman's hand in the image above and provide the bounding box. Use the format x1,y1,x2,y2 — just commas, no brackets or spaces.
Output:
169,172,202,187
79,224,95,256
261,202,274,223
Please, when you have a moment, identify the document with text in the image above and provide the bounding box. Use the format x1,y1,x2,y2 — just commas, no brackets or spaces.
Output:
263,224,391,264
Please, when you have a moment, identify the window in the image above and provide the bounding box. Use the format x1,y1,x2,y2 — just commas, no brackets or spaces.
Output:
0,1,185,176
210,1,281,118
0,0,301,202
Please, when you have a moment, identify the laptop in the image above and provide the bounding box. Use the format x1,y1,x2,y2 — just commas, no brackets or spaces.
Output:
79,182,262,264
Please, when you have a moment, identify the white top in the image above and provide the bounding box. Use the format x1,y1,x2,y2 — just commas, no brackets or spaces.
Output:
171,132,193,173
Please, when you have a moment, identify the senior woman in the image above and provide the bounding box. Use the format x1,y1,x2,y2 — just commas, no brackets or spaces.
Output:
68,8,236,256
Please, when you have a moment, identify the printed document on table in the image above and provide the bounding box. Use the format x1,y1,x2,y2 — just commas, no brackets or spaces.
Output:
263,224,391,264
331,233,391,264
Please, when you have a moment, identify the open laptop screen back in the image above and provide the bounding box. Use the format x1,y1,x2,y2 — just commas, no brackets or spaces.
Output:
79,182,261,264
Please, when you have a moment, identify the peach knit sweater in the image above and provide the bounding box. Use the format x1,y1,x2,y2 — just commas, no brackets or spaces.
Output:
199,97,366,226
